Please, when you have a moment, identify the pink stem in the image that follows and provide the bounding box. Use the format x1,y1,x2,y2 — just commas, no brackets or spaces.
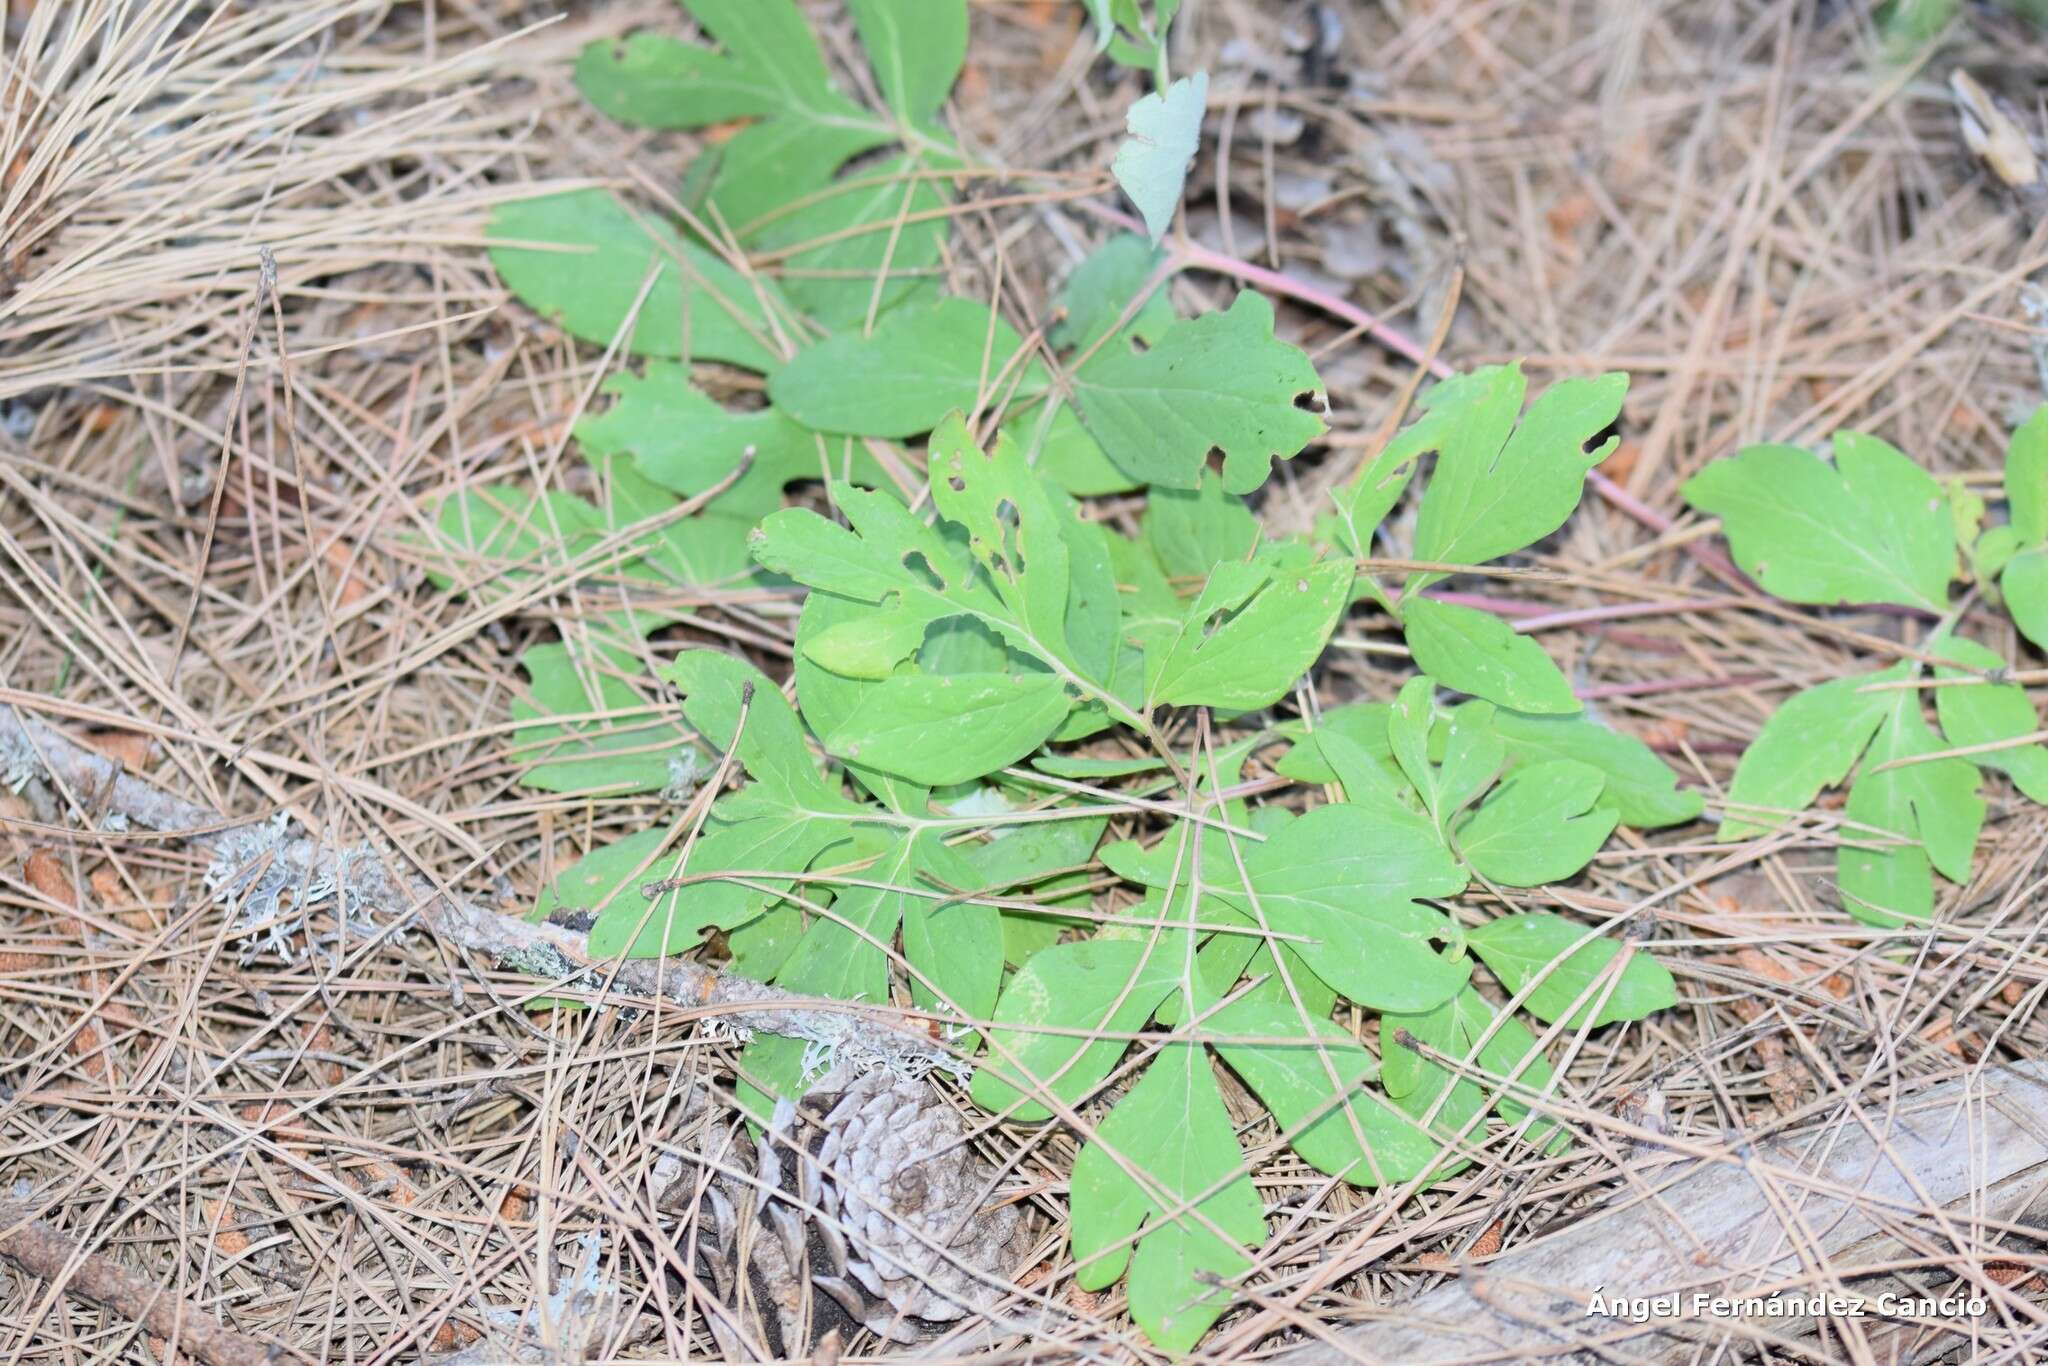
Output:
1577,672,1775,701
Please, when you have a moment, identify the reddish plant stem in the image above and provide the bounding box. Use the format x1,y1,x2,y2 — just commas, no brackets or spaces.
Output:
1578,672,1776,702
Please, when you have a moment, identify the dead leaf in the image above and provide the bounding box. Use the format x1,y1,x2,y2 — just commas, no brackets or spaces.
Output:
1952,70,2039,190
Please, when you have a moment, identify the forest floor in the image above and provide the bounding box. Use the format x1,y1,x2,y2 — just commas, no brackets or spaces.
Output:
3,1,2048,1362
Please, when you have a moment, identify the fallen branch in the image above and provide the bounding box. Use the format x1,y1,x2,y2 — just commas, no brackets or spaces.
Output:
0,703,955,1076
0,1199,290,1366
1277,1061,2048,1364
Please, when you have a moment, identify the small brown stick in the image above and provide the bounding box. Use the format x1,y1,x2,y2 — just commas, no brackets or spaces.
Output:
0,702,955,1074
0,1199,291,1366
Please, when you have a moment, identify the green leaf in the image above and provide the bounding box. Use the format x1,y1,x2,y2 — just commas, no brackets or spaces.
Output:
793,592,929,814
1453,759,1618,887
1468,912,1676,1028
1273,702,1394,783
428,485,604,593
1052,234,1174,354
1207,997,1444,1187
575,362,847,517
699,116,894,233
1483,708,1702,828
769,297,1038,436
959,814,1103,965
754,149,958,328
1144,549,1354,711
1002,401,1140,497
1408,366,1625,586
1681,432,1955,613
824,671,1072,785
511,642,694,794
1241,803,1469,1012
573,33,781,128
532,826,673,928
1069,1042,1263,1352
1389,677,1504,832
772,832,922,1009
488,190,779,369
1382,987,1561,1151
726,904,803,982
1717,666,1903,841
1143,473,1260,580
1376,995,1481,1174
970,938,1179,1122
590,785,858,957
1071,292,1326,494
2006,404,2048,546
1401,596,1579,714
1111,71,1208,245
660,649,854,806
2004,545,2048,651
847,0,969,127
1930,634,2048,804
1836,683,1984,927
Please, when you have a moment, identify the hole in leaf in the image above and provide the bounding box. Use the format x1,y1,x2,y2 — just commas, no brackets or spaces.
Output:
1584,415,1622,456
1129,334,1149,354
1293,390,1325,413
902,551,946,592
947,475,965,492
1204,447,1226,476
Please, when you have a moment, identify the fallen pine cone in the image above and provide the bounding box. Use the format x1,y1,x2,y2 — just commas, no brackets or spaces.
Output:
667,1066,1034,1357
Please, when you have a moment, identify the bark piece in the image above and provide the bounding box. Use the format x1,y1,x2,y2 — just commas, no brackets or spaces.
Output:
1278,1062,2048,1364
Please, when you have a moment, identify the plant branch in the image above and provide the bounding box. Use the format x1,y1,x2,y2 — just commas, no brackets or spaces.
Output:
0,703,956,1076
0,1199,294,1366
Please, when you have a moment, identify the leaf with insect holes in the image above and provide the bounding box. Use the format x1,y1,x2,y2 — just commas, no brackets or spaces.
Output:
769,297,1044,437
511,641,700,795
1467,912,1676,1029
488,191,781,369
1716,665,1904,841
1069,1042,1264,1353
1143,544,1353,711
752,423,1123,737
1836,684,1984,927
1453,759,1618,887
1682,432,1955,613
1112,71,1208,245
1071,292,1327,495
1930,633,2048,804
1401,596,1579,715
970,938,1180,1122
1406,366,1626,588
